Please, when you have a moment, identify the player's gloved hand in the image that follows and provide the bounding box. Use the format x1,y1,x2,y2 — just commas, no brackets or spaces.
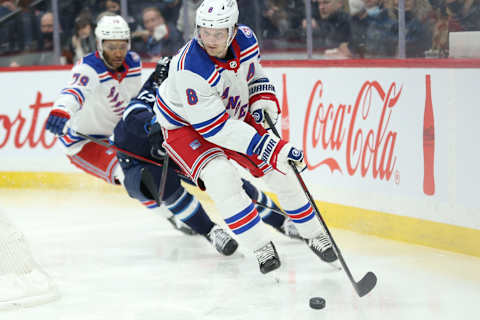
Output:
147,119,167,160
250,99,279,129
248,78,280,129
252,133,306,174
153,56,171,86
45,106,70,136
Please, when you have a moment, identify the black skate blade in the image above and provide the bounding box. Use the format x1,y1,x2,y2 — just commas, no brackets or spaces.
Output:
354,271,377,297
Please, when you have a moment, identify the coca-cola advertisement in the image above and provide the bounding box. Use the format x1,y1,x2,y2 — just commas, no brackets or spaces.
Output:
1,64,479,231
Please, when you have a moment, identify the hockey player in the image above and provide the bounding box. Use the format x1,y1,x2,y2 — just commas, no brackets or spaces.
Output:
114,58,303,252
154,0,338,274
43,15,200,238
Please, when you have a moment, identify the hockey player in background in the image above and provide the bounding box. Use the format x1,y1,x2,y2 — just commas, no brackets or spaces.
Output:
43,15,202,239
154,0,338,274
113,58,304,254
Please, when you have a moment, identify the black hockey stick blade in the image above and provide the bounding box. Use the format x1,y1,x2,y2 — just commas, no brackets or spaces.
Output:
355,271,377,297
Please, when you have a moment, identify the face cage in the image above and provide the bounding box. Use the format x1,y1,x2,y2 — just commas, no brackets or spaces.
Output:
195,24,236,53
97,38,131,69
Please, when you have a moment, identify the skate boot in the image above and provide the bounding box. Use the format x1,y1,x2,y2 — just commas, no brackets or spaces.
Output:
278,218,303,240
254,241,281,274
306,233,337,263
167,216,197,236
205,225,238,256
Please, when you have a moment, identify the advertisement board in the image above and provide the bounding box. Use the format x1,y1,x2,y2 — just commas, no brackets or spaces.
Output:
1,61,479,255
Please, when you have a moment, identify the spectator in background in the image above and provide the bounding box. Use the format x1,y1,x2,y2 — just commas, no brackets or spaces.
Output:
388,0,433,57
132,7,183,61
303,0,351,50
446,0,480,31
69,13,96,63
261,0,289,39
326,0,396,58
38,11,54,51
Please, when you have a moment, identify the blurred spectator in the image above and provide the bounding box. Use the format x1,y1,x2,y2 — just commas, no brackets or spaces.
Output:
0,0,15,18
261,0,289,39
69,13,96,63
285,0,306,38
388,0,433,57
38,11,54,51
132,7,183,61
104,0,121,15
326,0,397,58
304,0,351,50
446,0,480,31
177,0,202,41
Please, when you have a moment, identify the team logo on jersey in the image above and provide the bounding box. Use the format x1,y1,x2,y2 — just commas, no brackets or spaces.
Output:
239,26,253,38
229,61,238,68
190,139,201,150
208,7,213,13
131,52,140,62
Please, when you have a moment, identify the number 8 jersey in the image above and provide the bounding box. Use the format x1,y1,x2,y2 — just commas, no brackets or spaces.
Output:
155,25,278,154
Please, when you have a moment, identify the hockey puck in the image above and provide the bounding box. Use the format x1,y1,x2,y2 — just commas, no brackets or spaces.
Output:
309,297,326,309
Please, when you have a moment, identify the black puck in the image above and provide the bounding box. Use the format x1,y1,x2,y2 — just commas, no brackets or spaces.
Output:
309,297,326,309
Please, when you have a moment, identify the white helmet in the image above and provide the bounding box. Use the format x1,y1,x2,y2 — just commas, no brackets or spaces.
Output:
195,0,239,47
95,15,130,56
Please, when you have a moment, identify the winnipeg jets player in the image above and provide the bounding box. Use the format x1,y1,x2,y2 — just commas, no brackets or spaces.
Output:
154,0,337,274
43,15,196,237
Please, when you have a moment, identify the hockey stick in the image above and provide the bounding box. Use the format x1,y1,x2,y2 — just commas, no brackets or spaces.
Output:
74,131,283,215
264,114,377,298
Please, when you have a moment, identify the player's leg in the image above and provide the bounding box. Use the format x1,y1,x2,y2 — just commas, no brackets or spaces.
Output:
163,126,281,274
261,170,337,262
240,179,302,240
119,157,238,256
65,141,124,185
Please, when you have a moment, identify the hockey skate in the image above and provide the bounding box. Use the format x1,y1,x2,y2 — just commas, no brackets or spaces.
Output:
254,241,281,274
205,225,238,256
306,233,338,263
277,218,303,240
167,216,197,236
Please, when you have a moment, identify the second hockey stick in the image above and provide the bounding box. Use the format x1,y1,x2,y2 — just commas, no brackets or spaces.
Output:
264,113,377,297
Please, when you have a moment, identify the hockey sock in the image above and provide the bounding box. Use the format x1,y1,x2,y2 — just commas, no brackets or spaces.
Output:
262,170,324,239
241,179,285,229
164,187,214,235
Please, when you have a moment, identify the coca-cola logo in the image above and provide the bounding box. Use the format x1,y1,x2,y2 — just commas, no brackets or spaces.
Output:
0,92,56,149
303,80,400,181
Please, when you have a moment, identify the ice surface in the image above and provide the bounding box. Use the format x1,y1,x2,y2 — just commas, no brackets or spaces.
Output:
0,188,479,320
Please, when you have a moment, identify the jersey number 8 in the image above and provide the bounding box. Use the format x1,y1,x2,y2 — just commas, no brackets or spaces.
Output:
186,88,198,105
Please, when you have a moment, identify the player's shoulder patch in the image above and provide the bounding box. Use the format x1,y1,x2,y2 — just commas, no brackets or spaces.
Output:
235,24,258,52
238,25,254,38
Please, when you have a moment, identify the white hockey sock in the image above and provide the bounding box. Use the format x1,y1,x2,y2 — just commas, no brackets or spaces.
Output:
262,170,324,239
201,158,272,251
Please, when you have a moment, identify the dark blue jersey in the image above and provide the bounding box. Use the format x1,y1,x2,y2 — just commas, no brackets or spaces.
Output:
113,70,162,160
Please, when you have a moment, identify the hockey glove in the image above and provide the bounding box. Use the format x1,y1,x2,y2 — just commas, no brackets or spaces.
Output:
147,120,167,161
248,78,280,129
153,56,171,86
45,106,70,136
251,133,306,174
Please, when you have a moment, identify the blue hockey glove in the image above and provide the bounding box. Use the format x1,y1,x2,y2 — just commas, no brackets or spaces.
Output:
45,107,70,136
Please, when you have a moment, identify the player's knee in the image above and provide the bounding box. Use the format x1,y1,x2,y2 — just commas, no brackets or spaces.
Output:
201,157,243,200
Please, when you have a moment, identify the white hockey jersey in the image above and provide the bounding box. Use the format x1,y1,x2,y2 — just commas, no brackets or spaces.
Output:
154,25,275,154
54,51,142,155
